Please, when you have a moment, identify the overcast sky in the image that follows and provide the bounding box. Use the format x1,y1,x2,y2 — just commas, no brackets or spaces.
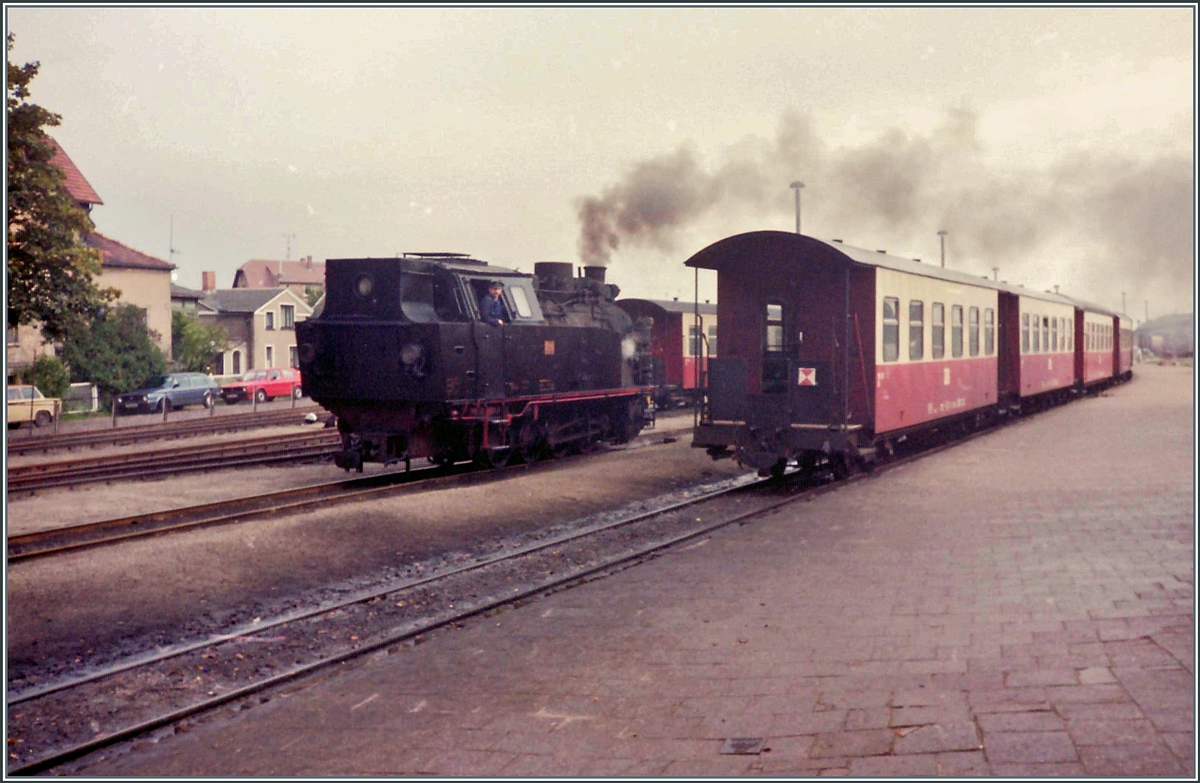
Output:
7,6,1195,319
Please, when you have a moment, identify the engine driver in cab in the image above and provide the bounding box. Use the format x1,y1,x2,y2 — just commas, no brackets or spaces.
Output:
480,280,506,326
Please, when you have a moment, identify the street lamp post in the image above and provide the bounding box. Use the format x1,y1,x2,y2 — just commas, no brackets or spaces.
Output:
790,181,805,234
937,230,948,268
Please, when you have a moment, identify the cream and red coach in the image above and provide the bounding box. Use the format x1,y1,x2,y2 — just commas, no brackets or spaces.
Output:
686,230,1127,476
614,298,717,407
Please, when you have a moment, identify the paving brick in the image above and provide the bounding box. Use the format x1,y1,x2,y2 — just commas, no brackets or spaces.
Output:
894,720,982,754
989,761,1087,776
1077,743,1185,776
809,729,894,758
983,731,1078,764
936,750,990,776
848,753,939,776
1065,717,1162,746
977,711,1064,733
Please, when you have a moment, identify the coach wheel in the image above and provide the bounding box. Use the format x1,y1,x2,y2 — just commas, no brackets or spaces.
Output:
830,453,852,481
255,389,268,404
34,410,52,428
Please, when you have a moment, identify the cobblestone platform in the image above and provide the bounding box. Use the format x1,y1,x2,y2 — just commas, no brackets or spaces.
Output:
77,365,1195,776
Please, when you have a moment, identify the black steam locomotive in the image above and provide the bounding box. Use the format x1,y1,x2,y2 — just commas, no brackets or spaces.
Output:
296,253,653,471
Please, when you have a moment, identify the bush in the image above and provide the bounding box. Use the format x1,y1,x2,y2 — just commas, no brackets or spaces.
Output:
60,304,167,394
21,354,70,399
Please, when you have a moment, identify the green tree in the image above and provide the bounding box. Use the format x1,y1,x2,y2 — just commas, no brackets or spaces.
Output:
7,33,117,341
304,284,324,308
60,305,167,395
171,309,229,373
20,354,70,399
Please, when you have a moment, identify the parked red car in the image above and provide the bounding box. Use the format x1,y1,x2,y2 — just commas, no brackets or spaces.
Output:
220,367,304,404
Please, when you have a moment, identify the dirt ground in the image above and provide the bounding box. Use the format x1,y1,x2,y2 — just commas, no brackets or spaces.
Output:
6,412,750,669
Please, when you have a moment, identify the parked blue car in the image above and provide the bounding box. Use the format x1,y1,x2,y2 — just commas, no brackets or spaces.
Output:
116,372,220,414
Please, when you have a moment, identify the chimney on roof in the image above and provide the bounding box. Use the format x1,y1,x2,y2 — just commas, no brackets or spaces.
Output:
305,255,313,269
202,271,217,292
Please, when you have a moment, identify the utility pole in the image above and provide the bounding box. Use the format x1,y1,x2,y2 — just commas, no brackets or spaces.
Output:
282,233,296,262
789,181,805,234
169,215,181,265
937,230,948,268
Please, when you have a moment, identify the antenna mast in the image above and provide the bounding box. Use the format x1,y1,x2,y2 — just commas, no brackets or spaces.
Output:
169,215,181,265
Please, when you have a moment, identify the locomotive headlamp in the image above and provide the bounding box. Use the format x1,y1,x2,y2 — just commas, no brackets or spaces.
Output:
400,343,424,366
355,274,374,298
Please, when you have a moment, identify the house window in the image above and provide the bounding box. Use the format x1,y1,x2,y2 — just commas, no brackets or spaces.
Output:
265,311,275,330
281,305,295,329
232,350,242,375
908,300,924,361
266,346,275,367
882,297,899,362
984,308,995,355
708,325,718,357
951,305,963,358
968,306,979,357
290,346,299,368
932,303,945,359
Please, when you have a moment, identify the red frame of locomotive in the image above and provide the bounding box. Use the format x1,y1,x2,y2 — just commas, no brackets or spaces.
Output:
686,231,1133,474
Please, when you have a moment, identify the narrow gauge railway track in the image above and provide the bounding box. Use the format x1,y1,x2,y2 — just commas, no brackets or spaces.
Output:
7,416,1014,776
6,430,341,494
7,458,520,562
6,407,326,457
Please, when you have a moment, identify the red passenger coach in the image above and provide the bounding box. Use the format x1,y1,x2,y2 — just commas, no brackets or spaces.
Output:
1079,307,1116,386
687,231,1008,475
615,298,717,407
1117,313,1134,380
1011,293,1078,404
687,230,1130,476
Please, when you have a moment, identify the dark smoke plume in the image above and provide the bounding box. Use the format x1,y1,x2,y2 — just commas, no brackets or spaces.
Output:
575,108,1194,311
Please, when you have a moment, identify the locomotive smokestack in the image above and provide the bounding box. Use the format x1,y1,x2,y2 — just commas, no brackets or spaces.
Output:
583,266,606,283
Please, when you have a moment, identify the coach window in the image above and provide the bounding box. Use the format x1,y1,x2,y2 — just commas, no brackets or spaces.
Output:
708,325,718,357
908,301,924,360
1032,314,1040,353
951,305,963,358
882,297,899,362
1051,317,1058,352
931,303,945,359
763,303,787,393
984,308,995,355
689,325,703,357
764,303,784,353
968,306,979,356
1021,313,1029,354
